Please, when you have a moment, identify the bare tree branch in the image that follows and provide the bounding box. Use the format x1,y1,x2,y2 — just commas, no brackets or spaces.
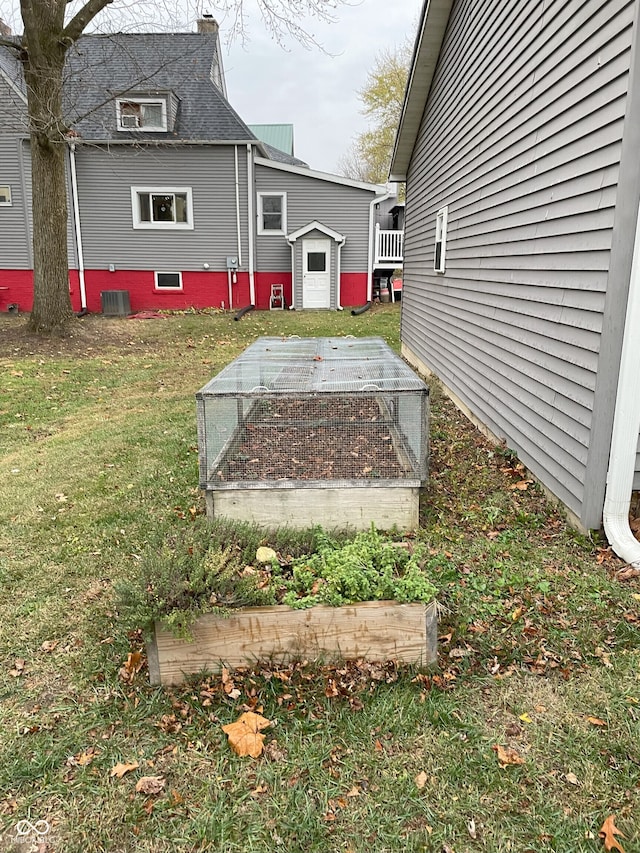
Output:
63,0,113,44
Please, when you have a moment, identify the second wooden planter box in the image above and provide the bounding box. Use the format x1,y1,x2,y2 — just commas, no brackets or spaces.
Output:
147,600,438,686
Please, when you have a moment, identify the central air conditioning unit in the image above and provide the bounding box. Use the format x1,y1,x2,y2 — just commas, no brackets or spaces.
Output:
101,290,131,316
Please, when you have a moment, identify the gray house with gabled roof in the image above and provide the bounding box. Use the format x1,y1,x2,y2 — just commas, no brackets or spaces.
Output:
392,0,640,562
0,19,392,314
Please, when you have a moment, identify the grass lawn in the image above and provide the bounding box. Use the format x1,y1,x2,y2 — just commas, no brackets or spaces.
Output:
1,304,639,853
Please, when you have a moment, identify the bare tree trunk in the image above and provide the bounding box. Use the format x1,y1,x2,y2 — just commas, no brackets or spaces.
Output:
22,3,74,334
28,125,73,333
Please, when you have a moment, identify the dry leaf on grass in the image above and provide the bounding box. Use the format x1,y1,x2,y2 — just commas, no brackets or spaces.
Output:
9,658,26,678
492,744,525,767
415,770,428,789
71,748,99,767
616,566,640,581
599,815,626,852
110,761,139,779
119,651,143,683
222,711,271,758
587,716,606,727
565,772,579,786
135,775,165,795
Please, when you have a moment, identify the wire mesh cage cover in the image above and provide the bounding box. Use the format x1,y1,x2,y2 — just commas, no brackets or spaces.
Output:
196,337,429,491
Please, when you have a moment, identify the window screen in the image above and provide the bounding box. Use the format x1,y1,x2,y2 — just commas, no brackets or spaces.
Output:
307,252,327,272
155,272,181,289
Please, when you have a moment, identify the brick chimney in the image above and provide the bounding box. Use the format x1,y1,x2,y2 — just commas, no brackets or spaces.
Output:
0,18,12,36
197,15,219,35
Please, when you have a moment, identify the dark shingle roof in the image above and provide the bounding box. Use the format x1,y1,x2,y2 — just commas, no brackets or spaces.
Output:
64,32,256,142
261,142,308,168
0,40,25,96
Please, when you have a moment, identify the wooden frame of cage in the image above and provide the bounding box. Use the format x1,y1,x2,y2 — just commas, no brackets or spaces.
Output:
200,391,428,530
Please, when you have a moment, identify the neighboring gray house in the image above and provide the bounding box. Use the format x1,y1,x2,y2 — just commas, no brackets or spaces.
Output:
391,0,640,556
0,21,392,314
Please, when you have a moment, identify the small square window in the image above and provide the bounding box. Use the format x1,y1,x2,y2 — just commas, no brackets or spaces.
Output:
307,252,326,272
434,206,448,274
258,193,286,234
117,99,167,132
131,187,193,230
154,271,182,290
0,185,11,205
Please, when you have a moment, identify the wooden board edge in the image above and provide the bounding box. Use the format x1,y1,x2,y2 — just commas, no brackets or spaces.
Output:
146,626,162,686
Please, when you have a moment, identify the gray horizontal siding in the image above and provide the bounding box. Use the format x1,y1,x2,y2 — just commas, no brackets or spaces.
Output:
254,164,375,272
402,0,633,524
74,144,249,270
0,137,30,268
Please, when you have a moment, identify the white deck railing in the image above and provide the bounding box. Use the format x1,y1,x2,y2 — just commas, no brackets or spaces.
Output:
375,225,404,265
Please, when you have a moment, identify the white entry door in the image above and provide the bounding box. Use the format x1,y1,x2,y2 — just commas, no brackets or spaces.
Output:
302,239,331,308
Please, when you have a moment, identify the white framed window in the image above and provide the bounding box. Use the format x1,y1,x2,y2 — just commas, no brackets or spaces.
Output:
258,192,286,235
117,98,167,132
131,187,194,230
154,271,183,290
434,205,448,273
0,185,11,205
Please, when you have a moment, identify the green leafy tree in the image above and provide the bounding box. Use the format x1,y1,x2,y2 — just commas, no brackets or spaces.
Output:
338,45,411,187
0,0,349,335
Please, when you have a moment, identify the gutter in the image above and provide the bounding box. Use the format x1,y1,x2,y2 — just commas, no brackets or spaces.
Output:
68,142,87,311
335,234,346,311
234,145,242,266
368,192,392,301
603,197,640,568
246,143,256,306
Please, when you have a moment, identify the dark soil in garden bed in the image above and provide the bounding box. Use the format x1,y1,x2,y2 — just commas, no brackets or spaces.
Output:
216,397,407,482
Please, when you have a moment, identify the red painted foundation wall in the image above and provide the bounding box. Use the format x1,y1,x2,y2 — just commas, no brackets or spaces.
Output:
0,270,34,312
83,270,251,313
254,273,292,310
339,273,368,308
0,269,369,313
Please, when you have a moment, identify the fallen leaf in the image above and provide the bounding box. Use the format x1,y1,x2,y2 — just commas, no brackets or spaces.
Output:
565,772,579,786
415,770,428,789
222,711,271,758
587,716,606,727
40,640,58,653
467,817,477,839
617,566,640,581
74,748,99,766
119,651,143,682
599,815,626,852
135,776,165,795
510,479,533,490
9,658,26,678
518,713,533,723
492,744,525,767
346,785,361,798
110,760,139,779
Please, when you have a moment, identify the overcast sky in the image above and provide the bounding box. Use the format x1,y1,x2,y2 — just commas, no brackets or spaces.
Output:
221,0,419,173
0,0,419,173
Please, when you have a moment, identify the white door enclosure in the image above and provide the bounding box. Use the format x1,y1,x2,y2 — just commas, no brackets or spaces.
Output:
302,239,331,308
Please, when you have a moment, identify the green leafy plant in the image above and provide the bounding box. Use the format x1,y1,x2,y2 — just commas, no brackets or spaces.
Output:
281,526,438,609
117,522,439,638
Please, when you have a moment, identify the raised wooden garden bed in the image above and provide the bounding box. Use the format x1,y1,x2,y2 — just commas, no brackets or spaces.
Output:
196,337,429,531
147,600,438,686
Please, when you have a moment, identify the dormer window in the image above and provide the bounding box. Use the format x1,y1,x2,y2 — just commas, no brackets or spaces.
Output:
117,98,167,131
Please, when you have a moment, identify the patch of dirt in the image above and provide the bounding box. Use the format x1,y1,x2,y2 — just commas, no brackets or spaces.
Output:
216,398,410,482
0,314,161,359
